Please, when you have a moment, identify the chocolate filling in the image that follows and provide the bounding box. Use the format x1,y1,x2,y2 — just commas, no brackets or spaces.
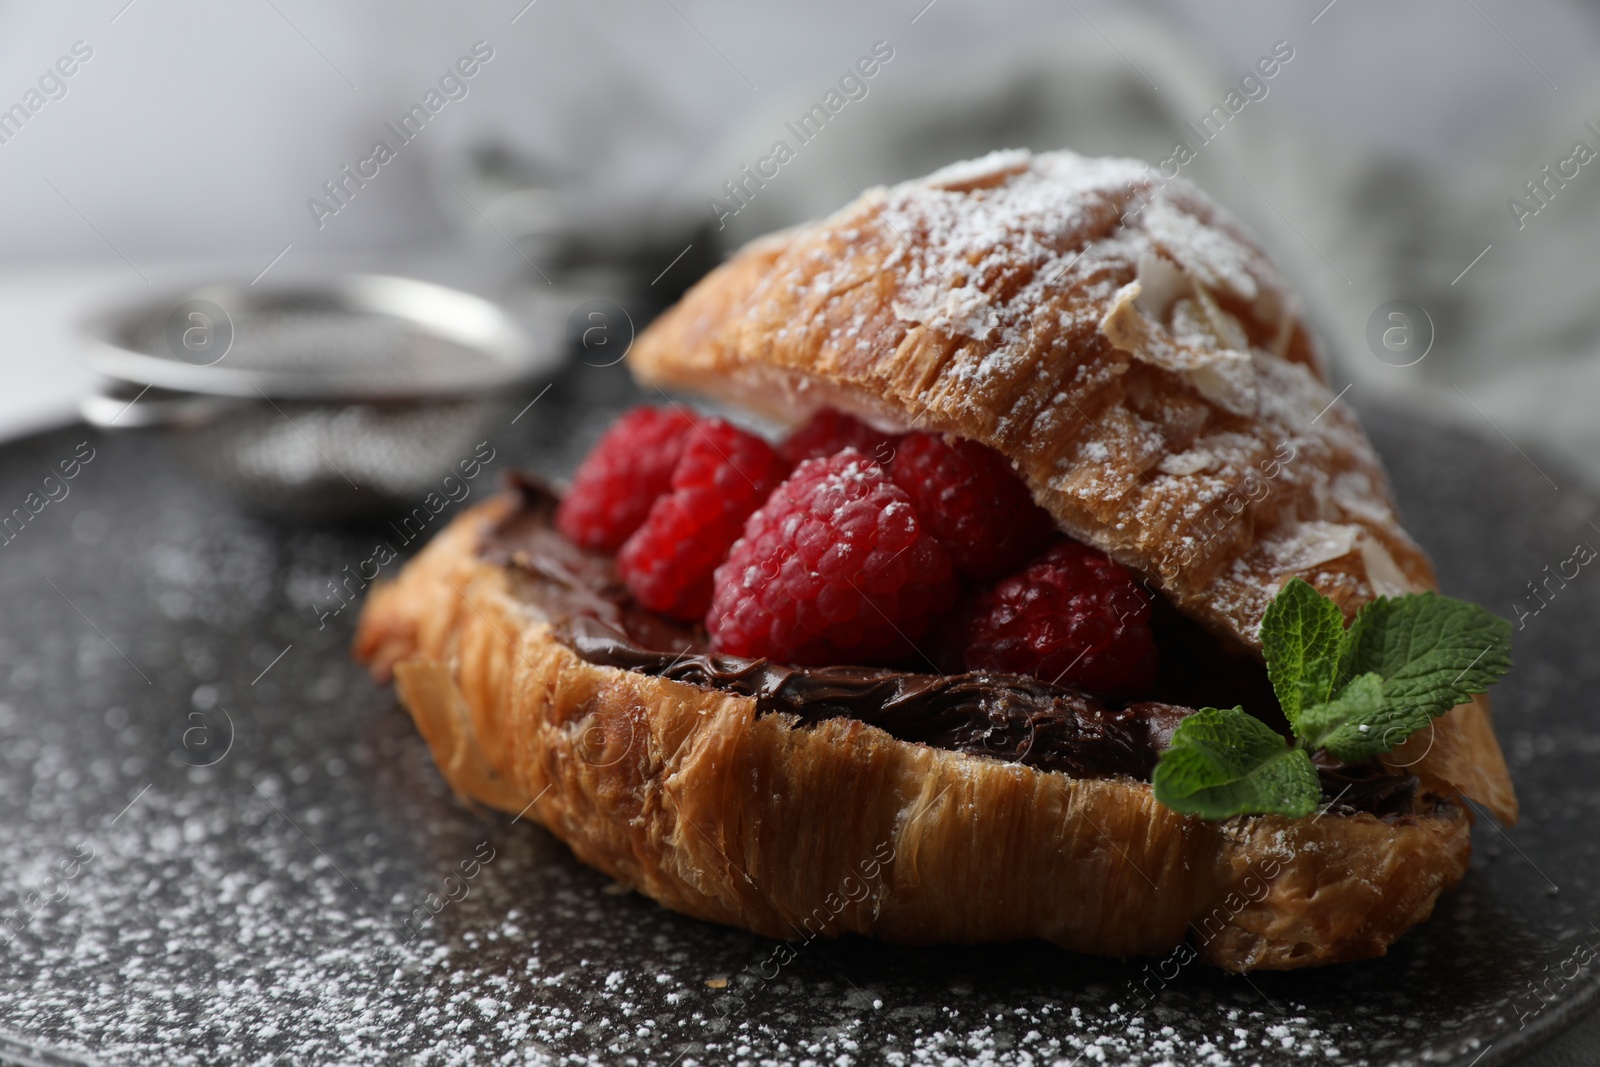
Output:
483,473,1418,814
563,614,1189,780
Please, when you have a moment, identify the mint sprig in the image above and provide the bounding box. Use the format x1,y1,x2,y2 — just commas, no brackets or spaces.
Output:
1151,578,1511,819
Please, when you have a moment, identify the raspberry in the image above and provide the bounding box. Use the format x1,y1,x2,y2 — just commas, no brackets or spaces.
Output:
556,406,698,552
708,450,959,666
953,540,1157,698
779,409,899,467
618,418,789,621
888,432,1055,581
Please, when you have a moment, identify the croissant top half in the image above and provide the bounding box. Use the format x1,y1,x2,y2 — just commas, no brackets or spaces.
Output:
630,148,1515,822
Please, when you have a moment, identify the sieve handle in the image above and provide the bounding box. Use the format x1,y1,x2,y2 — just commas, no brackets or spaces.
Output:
80,381,247,429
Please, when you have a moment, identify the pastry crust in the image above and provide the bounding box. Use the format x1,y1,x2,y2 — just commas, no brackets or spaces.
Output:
355,496,1472,972
629,149,1515,823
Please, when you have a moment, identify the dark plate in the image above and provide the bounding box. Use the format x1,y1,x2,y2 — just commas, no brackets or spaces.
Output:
0,371,1596,1066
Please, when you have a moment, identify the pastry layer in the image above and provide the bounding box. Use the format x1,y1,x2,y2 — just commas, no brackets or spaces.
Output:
354,496,1472,972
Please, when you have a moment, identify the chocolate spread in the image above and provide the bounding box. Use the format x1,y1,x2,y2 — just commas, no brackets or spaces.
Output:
483,473,1418,810
562,614,1190,779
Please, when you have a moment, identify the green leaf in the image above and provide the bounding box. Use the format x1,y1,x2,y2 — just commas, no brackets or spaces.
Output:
1335,592,1513,720
1296,671,1399,761
1322,708,1436,763
1152,707,1322,819
1259,577,1347,737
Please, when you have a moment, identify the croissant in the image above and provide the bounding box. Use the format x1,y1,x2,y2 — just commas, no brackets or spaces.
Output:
355,149,1515,972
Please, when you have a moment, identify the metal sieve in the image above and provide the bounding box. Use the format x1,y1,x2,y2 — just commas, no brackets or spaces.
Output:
79,274,552,522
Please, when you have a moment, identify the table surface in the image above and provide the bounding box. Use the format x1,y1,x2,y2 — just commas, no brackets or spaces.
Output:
0,366,1596,1067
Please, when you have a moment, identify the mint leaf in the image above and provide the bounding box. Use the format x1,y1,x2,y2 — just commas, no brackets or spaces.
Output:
1260,577,1347,733
1152,707,1322,819
1335,592,1512,719
1296,671,1395,760
1320,700,1438,763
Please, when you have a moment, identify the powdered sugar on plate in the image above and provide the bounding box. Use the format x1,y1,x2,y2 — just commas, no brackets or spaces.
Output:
0,364,1590,1067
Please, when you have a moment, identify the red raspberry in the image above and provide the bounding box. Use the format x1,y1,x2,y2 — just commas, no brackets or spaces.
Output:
618,418,789,621
556,406,698,552
779,409,899,467
954,540,1157,698
888,432,1055,581
708,450,959,666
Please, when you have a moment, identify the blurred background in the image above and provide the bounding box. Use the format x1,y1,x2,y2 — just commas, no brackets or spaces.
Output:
2,0,1599,486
